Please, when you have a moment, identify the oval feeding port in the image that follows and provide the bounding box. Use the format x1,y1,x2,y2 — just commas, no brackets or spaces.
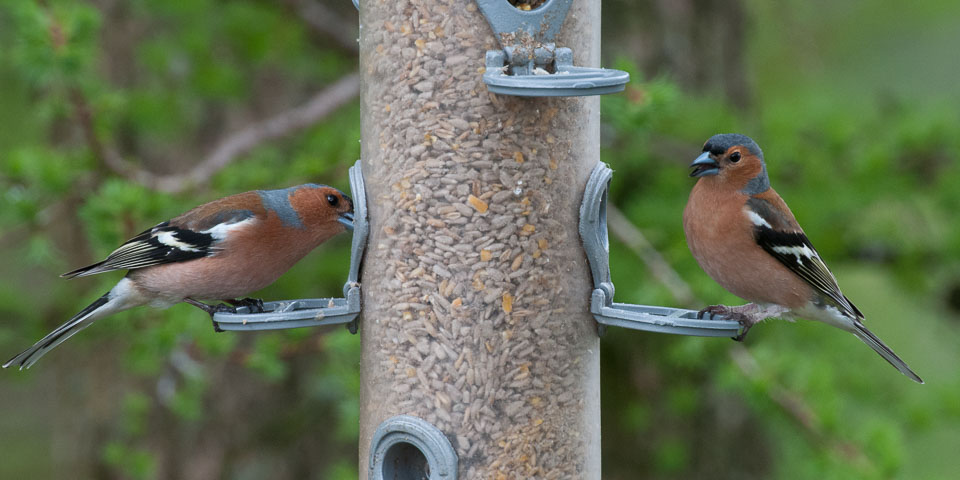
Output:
508,0,547,11
370,415,458,480
382,441,430,479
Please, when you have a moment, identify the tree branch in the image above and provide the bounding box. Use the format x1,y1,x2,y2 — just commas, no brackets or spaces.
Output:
155,73,360,191
93,73,360,192
728,345,874,470
284,0,359,53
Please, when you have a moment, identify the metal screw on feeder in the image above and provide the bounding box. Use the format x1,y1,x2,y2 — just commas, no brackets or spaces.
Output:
213,159,369,334
579,162,743,337
477,0,630,97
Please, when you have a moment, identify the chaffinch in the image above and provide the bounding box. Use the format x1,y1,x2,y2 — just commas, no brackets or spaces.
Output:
4,184,354,370
683,134,922,383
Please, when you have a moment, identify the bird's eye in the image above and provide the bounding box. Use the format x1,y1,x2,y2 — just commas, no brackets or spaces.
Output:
326,194,339,207
729,151,741,163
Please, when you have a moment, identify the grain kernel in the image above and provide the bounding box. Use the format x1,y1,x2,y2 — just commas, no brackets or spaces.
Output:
511,255,523,271
467,195,488,213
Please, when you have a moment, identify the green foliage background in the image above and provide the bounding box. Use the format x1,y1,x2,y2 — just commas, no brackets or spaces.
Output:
1,0,958,479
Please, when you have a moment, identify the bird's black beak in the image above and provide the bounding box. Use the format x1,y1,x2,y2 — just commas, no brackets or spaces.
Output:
689,152,720,177
338,211,354,231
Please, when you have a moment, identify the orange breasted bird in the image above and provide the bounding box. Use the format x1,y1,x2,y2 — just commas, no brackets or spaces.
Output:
4,184,354,370
683,133,922,383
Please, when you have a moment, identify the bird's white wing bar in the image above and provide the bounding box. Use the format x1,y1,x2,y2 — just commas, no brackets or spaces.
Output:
201,217,256,241
771,244,817,266
744,208,772,228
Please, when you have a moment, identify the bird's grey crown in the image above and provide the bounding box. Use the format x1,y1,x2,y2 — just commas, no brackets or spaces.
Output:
703,133,764,160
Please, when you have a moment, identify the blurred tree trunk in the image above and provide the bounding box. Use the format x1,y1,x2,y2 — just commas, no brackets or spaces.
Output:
603,0,751,107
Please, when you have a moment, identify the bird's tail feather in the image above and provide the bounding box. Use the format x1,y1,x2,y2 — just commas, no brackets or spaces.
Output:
4,283,135,369
852,321,923,384
61,260,108,278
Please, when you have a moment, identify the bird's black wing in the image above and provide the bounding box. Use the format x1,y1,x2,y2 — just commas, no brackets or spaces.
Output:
62,222,213,278
753,226,863,319
62,209,255,278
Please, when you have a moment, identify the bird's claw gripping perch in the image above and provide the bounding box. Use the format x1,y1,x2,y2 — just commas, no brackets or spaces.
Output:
697,305,753,342
213,298,265,331
227,297,265,313
184,298,240,332
207,304,238,333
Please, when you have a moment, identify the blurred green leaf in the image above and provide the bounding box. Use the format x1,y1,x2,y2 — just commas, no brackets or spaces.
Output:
102,441,156,480
245,333,288,381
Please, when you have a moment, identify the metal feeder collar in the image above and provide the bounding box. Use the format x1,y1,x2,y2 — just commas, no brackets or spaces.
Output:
477,0,630,97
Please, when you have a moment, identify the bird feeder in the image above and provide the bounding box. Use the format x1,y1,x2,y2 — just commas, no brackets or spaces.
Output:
357,0,602,477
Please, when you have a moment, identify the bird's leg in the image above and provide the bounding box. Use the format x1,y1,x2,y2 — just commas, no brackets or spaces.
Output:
184,298,236,333
225,297,265,313
698,303,790,342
